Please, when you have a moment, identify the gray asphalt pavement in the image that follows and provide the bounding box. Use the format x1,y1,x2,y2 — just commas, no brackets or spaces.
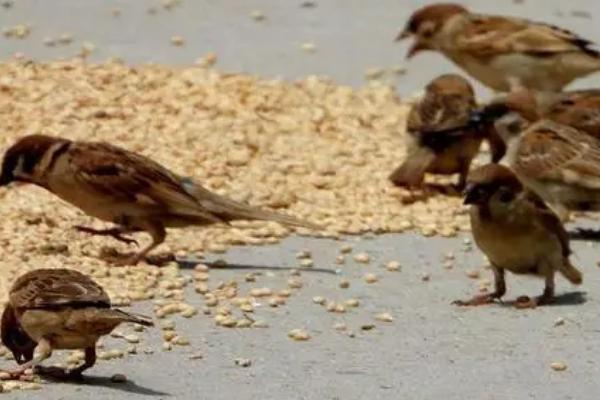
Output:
3,1,600,399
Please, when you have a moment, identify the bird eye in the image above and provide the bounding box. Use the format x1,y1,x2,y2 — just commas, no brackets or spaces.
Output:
420,22,436,38
498,188,514,203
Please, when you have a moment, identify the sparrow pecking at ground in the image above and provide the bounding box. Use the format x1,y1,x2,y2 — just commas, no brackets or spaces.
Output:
397,3,600,92
389,73,504,190
454,164,582,308
0,135,322,265
1,268,153,379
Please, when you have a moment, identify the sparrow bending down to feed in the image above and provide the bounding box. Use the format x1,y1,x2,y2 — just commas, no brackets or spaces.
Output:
473,92,600,222
0,135,322,265
455,164,582,308
1,268,153,379
389,74,504,190
433,89,600,221
482,88,600,139
398,3,600,92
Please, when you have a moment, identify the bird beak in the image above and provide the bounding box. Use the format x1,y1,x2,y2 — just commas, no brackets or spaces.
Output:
406,40,429,59
395,29,411,42
463,184,482,205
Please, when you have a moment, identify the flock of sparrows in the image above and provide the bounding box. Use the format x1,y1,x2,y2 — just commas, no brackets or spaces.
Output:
395,2,600,308
0,0,599,381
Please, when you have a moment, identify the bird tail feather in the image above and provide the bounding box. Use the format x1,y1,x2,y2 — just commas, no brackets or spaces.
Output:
110,309,154,327
389,150,434,187
560,260,583,285
183,180,322,230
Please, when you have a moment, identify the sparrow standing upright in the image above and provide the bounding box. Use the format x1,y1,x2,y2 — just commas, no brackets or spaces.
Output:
389,73,504,190
398,3,600,92
0,135,321,265
1,268,153,379
455,164,582,308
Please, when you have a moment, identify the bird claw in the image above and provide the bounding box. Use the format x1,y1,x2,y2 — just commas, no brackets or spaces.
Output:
74,225,138,247
514,295,554,309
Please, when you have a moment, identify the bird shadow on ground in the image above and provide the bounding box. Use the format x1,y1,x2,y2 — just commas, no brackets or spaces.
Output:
498,291,587,308
41,374,170,396
177,257,339,275
568,228,600,242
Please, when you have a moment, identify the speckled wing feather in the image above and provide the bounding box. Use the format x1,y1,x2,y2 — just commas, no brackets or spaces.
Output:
458,15,599,57
410,92,474,133
9,269,110,310
515,120,600,189
524,190,570,257
545,90,600,138
68,142,224,223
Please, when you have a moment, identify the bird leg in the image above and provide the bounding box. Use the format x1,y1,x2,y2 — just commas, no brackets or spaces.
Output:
115,222,166,266
515,271,555,309
3,338,52,379
65,347,96,379
74,225,138,246
453,266,506,306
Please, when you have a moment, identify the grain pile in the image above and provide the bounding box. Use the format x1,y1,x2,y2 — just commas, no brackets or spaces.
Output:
0,58,471,389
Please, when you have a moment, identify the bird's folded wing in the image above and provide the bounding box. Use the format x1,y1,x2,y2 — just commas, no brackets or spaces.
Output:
525,191,571,257
410,93,473,133
515,121,600,189
10,269,110,309
457,15,598,56
69,142,223,223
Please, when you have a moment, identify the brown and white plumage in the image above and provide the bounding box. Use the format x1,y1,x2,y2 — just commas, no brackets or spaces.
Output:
398,3,600,92
1,268,153,379
495,88,600,138
455,164,582,308
389,74,501,189
492,110,600,220
0,135,321,265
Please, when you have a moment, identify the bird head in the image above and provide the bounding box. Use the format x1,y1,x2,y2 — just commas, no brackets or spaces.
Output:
463,164,523,209
0,134,64,187
396,3,468,58
1,305,36,365
426,73,475,99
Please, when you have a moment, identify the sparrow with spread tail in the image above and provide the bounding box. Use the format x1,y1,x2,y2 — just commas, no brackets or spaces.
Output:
0,135,321,265
398,3,600,92
389,74,504,190
1,268,153,379
454,164,582,308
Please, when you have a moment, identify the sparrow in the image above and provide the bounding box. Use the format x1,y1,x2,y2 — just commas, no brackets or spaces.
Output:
389,73,504,190
0,135,321,265
398,3,600,92
454,164,582,308
1,268,153,379
494,116,600,222
484,88,600,139
475,91,600,221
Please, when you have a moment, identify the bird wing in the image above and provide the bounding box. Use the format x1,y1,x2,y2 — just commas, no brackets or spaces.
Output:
457,14,599,57
515,120,600,190
68,142,224,223
10,269,111,309
524,191,571,257
411,92,474,133
546,91,600,138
